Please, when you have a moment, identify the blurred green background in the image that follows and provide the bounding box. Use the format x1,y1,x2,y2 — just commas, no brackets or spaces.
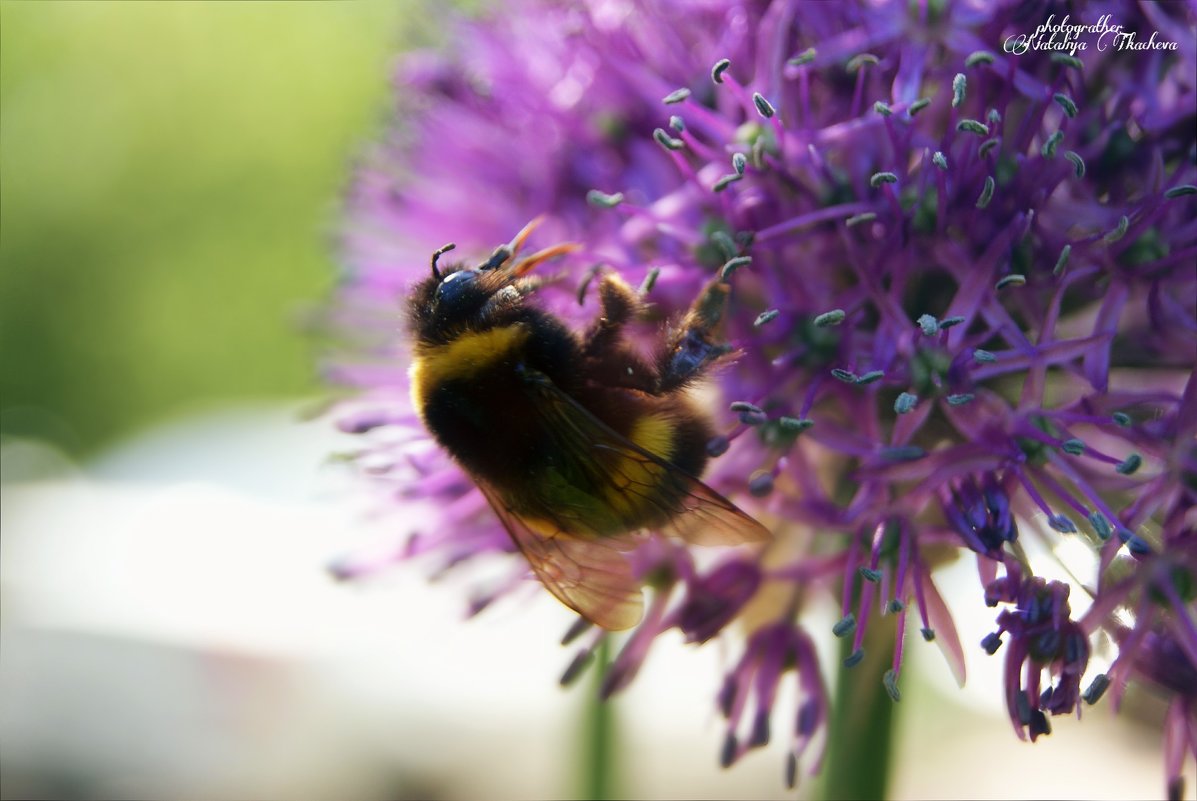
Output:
1,0,425,457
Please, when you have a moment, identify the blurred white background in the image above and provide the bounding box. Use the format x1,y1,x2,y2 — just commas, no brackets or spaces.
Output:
1,402,1185,800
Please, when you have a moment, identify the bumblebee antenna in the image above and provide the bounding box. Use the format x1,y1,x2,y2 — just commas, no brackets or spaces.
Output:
430,243,456,280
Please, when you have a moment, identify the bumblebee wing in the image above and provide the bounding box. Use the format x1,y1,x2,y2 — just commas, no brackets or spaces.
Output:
475,480,645,631
520,366,772,547
654,467,772,546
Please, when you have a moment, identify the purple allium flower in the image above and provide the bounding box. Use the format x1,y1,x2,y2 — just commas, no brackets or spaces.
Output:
327,0,1197,793
677,557,763,643
716,620,828,782
983,566,1091,741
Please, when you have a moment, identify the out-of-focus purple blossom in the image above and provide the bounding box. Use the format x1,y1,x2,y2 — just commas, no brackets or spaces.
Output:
716,620,828,784
945,474,1019,557
327,0,1197,792
677,558,763,643
983,566,1091,741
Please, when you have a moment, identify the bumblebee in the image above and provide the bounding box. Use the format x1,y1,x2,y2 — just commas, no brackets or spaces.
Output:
407,219,770,630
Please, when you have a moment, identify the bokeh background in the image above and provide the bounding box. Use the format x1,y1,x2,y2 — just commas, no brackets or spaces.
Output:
1,0,408,456
0,2,1187,799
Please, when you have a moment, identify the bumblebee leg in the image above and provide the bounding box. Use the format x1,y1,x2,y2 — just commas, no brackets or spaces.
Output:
510,242,581,276
509,216,544,253
511,275,550,295
657,280,734,391
479,216,546,271
582,273,643,352
581,273,661,392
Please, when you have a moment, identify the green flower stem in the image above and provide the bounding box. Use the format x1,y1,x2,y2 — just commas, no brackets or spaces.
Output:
580,638,618,800
820,610,900,801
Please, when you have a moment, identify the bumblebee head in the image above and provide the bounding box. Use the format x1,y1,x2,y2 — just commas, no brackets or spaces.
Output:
408,243,525,344
408,222,580,345
433,266,489,316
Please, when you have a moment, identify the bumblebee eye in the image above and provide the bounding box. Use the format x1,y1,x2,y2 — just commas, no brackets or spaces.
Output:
435,269,482,311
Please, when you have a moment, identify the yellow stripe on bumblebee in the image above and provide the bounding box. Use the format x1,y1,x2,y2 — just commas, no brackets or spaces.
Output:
409,323,530,411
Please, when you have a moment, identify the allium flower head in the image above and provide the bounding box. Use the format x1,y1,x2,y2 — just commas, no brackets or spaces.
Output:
328,0,1196,794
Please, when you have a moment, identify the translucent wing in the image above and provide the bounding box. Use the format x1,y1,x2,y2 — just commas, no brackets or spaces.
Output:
659,474,773,546
518,365,772,547
475,481,645,630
